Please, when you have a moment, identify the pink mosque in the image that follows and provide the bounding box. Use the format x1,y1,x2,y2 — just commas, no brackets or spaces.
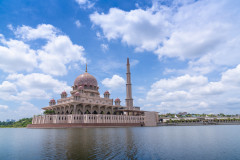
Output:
28,58,158,128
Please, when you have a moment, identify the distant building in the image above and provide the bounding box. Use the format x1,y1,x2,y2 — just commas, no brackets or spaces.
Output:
6,119,15,122
178,112,188,116
28,58,158,128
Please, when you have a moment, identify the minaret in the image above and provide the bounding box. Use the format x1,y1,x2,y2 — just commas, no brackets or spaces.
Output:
125,58,133,109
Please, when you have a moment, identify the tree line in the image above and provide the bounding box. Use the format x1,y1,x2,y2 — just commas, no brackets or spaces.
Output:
0,118,32,128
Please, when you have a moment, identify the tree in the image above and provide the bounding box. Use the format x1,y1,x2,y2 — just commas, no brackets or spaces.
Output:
43,110,55,115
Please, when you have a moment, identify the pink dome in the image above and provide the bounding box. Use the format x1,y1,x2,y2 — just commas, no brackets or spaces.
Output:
115,98,120,102
74,72,98,88
75,92,80,96
50,99,55,102
61,91,67,95
104,91,110,94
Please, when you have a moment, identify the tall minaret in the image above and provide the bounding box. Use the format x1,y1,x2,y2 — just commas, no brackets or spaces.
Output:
125,58,133,109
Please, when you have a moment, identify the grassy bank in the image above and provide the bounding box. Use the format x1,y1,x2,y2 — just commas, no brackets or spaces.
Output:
0,118,32,128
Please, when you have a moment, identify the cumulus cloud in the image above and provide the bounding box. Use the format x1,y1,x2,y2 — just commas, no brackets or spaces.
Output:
0,24,86,75
90,7,171,52
1,73,72,101
13,24,59,40
38,35,86,76
0,105,8,110
75,0,94,8
0,36,37,72
0,102,41,121
102,75,125,90
145,64,240,114
76,0,88,5
90,0,240,74
0,81,18,101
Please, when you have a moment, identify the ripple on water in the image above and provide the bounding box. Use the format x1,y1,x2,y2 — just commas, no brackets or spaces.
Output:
1,126,240,160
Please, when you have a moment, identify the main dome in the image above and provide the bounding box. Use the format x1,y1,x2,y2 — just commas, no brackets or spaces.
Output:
74,72,98,87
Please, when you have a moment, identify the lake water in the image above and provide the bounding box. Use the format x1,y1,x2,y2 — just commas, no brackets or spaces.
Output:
0,125,240,160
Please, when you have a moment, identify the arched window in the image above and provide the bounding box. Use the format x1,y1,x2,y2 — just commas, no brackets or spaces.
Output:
85,110,90,114
107,111,110,115
93,111,98,114
100,111,104,114
78,110,83,115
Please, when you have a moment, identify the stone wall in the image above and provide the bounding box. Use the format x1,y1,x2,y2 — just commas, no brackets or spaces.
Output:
32,114,145,125
144,111,158,126
27,123,142,128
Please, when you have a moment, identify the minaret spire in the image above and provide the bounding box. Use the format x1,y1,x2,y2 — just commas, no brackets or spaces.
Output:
125,57,133,110
85,63,87,72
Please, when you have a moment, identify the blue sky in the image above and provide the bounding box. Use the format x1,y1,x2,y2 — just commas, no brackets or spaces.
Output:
0,0,240,120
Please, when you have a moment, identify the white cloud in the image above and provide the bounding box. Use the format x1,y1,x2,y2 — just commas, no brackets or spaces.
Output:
0,36,37,72
90,7,171,52
102,75,125,90
131,59,139,66
90,0,240,74
1,24,87,76
2,73,72,101
0,81,18,101
76,0,87,5
38,35,86,76
101,44,108,52
0,102,42,121
145,64,240,114
75,0,94,8
14,24,59,40
75,20,81,28
0,105,8,110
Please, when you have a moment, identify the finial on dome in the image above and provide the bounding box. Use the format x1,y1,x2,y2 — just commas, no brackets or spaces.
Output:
85,63,87,72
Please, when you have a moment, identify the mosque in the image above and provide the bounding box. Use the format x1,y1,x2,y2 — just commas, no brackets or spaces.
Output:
27,58,158,128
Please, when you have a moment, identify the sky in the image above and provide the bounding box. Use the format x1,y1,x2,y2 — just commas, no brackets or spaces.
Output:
0,0,240,120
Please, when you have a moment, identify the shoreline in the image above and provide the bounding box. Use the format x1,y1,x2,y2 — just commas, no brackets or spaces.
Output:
158,122,240,126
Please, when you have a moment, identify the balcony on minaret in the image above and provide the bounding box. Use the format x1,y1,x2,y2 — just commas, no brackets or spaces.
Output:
104,91,110,99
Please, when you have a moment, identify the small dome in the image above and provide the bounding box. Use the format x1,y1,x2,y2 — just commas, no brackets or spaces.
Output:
104,91,110,94
61,91,67,95
78,86,84,90
74,72,98,88
75,92,80,96
50,99,55,102
115,98,120,102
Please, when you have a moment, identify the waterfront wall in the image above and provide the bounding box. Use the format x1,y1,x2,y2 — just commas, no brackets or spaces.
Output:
144,112,159,126
27,123,142,128
32,114,145,125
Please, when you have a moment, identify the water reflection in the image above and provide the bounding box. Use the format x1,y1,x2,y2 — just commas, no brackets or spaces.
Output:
1,126,240,160
39,128,139,160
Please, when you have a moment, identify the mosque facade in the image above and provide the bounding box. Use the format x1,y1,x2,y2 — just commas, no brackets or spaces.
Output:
28,58,158,128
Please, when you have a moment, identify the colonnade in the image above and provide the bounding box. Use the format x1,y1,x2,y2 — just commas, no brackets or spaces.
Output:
32,114,145,124
50,103,121,115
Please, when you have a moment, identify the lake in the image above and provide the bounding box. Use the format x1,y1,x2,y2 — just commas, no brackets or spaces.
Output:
0,125,240,160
